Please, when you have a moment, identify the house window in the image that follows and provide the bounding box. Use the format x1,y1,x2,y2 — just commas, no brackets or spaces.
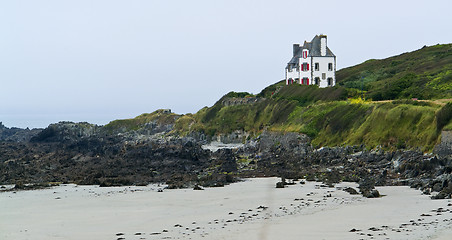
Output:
322,73,326,80
327,77,333,86
314,77,320,85
328,63,333,71
315,63,319,71
302,50,308,59
301,63,309,71
288,78,294,84
302,77,309,85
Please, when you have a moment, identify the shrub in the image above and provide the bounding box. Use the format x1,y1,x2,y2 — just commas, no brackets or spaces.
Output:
436,102,452,131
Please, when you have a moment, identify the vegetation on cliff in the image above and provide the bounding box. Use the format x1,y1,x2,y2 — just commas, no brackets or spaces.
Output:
337,43,452,100
100,44,452,152
104,109,179,132
170,93,446,151
170,44,452,151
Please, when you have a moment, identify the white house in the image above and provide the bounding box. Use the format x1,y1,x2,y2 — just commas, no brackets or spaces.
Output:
285,35,336,88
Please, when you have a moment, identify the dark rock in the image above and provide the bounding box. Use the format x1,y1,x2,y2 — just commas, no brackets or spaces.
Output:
276,177,287,188
362,189,380,198
193,185,204,190
214,149,237,173
431,191,449,199
433,182,443,192
0,122,42,142
276,181,285,188
434,131,452,158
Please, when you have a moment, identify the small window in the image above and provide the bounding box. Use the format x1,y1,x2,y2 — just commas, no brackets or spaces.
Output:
322,73,326,80
328,63,333,71
314,77,320,85
327,77,333,86
301,63,309,71
315,63,319,71
302,77,309,85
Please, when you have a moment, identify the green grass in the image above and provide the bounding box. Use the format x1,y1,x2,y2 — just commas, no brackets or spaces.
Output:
104,109,178,132
182,98,298,137
345,103,440,151
337,43,452,100
274,84,348,106
268,100,443,151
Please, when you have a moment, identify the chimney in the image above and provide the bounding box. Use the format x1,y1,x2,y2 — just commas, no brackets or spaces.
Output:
293,44,300,57
320,35,327,56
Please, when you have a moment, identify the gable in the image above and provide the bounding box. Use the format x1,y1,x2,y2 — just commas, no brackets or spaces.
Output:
286,35,335,68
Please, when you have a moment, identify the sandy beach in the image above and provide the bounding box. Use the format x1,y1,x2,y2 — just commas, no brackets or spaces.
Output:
1,178,452,240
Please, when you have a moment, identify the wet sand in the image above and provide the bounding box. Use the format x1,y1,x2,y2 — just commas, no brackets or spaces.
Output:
1,178,451,240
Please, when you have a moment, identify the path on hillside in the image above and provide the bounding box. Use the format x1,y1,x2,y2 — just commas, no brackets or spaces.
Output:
372,99,451,106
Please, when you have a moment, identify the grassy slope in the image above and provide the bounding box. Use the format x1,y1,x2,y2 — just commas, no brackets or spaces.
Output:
105,44,452,151
185,89,448,151
337,43,452,100
104,109,179,132
277,100,443,151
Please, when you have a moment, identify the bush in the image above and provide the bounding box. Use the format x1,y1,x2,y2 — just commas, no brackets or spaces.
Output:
436,102,452,131
275,85,348,106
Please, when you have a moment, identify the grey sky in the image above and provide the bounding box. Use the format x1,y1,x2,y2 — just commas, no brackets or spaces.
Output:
1,0,451,128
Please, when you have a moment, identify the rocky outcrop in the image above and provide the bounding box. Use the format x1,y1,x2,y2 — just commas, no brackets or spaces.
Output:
1,134,211,187
0,122,42,142
215,130,249,144
3,121,452,200
30,122,99,143
434,131,452,159
243,131,312,179
212,148,238,173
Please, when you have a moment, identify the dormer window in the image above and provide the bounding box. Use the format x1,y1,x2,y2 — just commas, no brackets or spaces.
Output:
302,50,308,59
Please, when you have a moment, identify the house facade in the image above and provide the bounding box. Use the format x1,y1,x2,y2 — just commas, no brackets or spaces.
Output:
285,35,336,88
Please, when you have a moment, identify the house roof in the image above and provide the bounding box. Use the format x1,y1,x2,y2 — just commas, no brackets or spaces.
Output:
287,35,335,66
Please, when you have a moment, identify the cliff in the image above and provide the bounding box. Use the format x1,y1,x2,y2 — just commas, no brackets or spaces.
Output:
1,43,452,198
